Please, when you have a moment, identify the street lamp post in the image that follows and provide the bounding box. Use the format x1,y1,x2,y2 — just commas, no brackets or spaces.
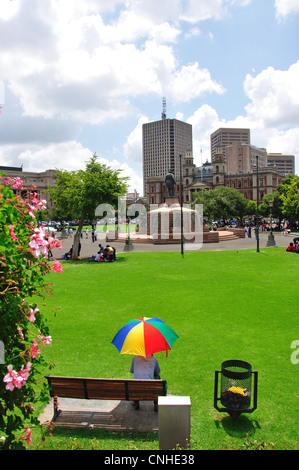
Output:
256,155,260,253
180,154,184,257
266,199,276,247
124,217,134,252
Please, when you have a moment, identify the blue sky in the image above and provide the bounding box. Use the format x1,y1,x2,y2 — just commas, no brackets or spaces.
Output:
0,0,299,195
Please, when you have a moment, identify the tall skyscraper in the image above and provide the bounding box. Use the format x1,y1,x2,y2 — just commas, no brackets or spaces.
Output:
142,118,192,195
210,128,250,162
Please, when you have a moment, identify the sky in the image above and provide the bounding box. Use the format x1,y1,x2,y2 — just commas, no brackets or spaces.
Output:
0,0,299,196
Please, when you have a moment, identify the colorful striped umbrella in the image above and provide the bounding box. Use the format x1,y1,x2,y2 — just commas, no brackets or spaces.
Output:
111,317,179,358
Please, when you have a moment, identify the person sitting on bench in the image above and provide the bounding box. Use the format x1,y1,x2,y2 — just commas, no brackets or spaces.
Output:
130,355,161,411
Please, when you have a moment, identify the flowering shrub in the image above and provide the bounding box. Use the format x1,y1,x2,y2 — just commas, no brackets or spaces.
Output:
0,175,62,449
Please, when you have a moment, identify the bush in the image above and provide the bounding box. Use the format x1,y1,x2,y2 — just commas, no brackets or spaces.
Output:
0,175,62,449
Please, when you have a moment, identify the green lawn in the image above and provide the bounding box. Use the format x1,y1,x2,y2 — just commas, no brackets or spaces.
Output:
33,248,298,450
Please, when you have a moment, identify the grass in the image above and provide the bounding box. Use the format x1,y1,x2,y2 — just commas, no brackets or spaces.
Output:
30,247,298,450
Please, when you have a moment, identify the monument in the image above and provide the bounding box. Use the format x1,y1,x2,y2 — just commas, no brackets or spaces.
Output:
165,170,176,197
146,172,201,245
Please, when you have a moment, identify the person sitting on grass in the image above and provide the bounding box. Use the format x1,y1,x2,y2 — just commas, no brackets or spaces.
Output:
103,245,115,262
286,242,295,252
65,247,72,260
106,245,116,261
89,251,103,262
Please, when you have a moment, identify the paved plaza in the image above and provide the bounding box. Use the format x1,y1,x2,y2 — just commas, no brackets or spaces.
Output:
51,229,293,260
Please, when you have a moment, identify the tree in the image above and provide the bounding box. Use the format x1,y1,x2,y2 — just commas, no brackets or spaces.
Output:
192,187,250,222
277,175,299,226
259,192,283,222
0,175,62,449
49,154,128,259
246,200,257,219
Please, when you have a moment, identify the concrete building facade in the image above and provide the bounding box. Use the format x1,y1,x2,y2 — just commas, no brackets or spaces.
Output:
0,166,56,210
210,128,251,162
142,118,192,195
225,142,267,174
267,153,295,177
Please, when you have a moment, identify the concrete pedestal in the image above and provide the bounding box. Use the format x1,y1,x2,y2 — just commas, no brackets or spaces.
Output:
123,238,134,251
266,232,276,247
158,396,191,450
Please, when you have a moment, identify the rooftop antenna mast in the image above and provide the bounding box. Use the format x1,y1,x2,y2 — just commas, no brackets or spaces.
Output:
161,97,167,120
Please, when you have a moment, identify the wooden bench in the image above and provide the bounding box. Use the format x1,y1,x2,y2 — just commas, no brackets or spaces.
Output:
46,375,167,422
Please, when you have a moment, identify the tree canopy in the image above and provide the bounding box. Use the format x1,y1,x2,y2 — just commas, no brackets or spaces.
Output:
259,175,299,227
49,154,128,259
192,186,251,221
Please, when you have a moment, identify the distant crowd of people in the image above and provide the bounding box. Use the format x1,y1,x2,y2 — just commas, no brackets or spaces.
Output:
64,242,116,261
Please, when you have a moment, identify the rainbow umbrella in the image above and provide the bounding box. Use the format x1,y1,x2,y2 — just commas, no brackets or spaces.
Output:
111,317,179,358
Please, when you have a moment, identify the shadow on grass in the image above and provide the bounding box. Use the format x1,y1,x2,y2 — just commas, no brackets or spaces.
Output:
46,425,158,450
62,256,128,264
214,415,259,438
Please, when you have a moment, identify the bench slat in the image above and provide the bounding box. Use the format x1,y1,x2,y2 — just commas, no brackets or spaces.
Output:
46,376,167,402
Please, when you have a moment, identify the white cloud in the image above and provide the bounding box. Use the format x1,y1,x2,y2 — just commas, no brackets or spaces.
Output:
168,63,226,103
0,0,20,21
244,61,299,129
187,60,299,172
181,0,232,23
15,141,93,173
124,115,149,163
274,0,299,20
117,162,144,194
0,0,228,127
1,0,298,191
187,105,224,163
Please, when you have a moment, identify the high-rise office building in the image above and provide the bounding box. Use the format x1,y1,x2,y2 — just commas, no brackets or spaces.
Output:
210,128,251,162
142,118,192,195
267,153,295,177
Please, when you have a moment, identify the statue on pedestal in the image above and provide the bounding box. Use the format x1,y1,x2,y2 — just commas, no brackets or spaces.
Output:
165,171,176,197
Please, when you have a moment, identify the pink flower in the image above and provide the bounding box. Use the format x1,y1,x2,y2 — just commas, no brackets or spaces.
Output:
28,204,36,219
17,327,24,339
49,238,62,250
38,199,47,210
28,307,39,322
31,192,39,205
3,365,18,391
51,259,63,273
39,332,52,346
30,339,41,359
30,193,47,211
18,363,31,383
45,336,52,345
8,225,17,241
25,427,31,445
12,177,23,190
54,395,59,410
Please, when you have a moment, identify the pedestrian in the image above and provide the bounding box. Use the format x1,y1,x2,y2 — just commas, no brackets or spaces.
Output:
85,228,88,239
